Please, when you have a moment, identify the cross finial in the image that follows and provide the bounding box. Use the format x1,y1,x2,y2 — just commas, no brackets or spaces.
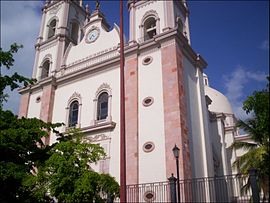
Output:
95,0,100,10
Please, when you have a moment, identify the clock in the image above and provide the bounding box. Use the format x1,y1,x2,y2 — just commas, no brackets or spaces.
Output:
86,28,100,43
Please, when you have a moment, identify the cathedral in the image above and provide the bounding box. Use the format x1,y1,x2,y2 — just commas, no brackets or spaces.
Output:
18,0,244,193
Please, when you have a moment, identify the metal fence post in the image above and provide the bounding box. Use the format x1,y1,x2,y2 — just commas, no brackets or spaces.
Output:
248,168,260,203
168,173,177,203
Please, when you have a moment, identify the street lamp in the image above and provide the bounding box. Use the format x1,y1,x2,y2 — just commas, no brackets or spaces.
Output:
173,144,180,203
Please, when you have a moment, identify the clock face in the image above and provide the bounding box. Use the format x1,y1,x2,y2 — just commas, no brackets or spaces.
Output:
87,29,99,43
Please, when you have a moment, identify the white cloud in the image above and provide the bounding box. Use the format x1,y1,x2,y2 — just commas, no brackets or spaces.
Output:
259,40,269,50
223,66,267,120
0,1,42,114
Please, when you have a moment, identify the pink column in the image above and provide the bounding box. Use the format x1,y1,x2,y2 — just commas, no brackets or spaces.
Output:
124,56,139,185
18,92,30,118
161,42,192,181
40,84,56,145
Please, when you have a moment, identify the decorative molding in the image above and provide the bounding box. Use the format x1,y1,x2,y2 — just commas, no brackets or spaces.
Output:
41,54,53,65
141,9,159,24
49,4,61,14
56,46,119,78
80,121,116,134
67,91,82,105
160,39,176,48
38,40,58,52
84,134,111,143
136,0,156,10
95,83,112,96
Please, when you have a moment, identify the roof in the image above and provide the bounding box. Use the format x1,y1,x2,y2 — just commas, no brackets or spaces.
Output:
204,85,233,114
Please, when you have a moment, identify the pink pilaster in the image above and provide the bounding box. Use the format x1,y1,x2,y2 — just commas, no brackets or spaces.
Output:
40,84,56,145
18,92,30,118
161,42,192,181
125,56,139,185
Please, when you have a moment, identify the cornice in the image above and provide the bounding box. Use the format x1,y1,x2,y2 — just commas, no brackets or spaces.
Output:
35,33,69,50
43,1,63,13
43,1,86,15
81,121,116,134
225,126,236,132
56,55,120,87
135,0,156,10
25,24,208,95
18,76,57,94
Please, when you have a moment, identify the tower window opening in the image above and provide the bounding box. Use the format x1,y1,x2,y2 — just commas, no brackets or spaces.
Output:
71,22,79,44
48,19,57,39
68,100,79,127
144,17,156,41
97,92,108,120
41,60,50,79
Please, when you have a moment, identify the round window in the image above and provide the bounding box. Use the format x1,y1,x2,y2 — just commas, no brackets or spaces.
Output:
142,97,154,107
144,191,156,202
35,96,41,103
142,56,153,65
143,142,155,152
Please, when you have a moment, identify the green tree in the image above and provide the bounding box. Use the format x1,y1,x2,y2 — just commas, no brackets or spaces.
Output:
0,111,61,202
0,43,61,202
0,44,119,202
232,77,269,201
23,129,119,202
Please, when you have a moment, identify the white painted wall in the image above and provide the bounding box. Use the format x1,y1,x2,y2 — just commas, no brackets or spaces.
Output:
51,66,121,182
183,57,214,178
42,3,65,40
36,46,58,78
138,48,166,183
65,21,119,66
27,90,42,118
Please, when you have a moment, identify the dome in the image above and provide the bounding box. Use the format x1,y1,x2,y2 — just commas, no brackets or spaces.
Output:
204,85,233,114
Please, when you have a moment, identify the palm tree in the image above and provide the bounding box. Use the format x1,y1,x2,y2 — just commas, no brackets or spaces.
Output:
231,78,269,202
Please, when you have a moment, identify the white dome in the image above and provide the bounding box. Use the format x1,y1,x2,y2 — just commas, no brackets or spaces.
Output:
204,85,233,114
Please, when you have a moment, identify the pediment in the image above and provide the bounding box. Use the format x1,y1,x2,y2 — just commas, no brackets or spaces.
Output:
63,19,120,68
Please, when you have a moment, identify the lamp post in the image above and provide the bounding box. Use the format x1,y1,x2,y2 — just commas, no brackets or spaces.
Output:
173,144,180,203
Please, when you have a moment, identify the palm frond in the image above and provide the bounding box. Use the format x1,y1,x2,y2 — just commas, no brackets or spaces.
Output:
230,141,257,151
232,146,267,174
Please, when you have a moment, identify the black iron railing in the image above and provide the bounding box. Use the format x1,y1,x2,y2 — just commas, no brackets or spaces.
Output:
123,172,263,203
127,181,171,202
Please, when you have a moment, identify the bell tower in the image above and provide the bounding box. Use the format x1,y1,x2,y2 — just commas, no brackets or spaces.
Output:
32,0,87,80
128,0,191,44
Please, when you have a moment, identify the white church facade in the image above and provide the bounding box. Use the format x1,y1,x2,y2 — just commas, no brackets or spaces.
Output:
18,0,246,190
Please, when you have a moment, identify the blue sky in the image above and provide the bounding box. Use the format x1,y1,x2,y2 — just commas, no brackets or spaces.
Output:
1,0,269,120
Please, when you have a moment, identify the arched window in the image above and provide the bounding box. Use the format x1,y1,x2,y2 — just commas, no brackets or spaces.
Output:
71,22,79,44
41,60,50,79
144,17,157,40
97,92,108,120
48,19,57,39
68,100,79,127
